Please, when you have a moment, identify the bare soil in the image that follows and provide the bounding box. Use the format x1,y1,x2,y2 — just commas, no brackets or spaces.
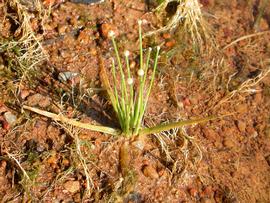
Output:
0,0,270,202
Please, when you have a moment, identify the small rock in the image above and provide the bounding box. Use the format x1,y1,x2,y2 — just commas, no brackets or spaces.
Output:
201,185,213,198
58,72,79,82
223,138,234,149
36,145,45,152
189,188,199,197
235,103,248,113
183,97,191,107
246,126,258,138
73,192,81,202
236,120,246,133
77,29,91,44
20,89,30,100
27,93,51,108
162,33,171,39
62,159,70,167
0,105,7,114
202,127,217,142
142,165,159,179
165,40,176,48
258,18,269,31
254,92,263,104
59,50,71,58
47,153,58,165
4,112,17,126
64,180,80,193
0,117,9,130
132,139,144,150
100,23,113,38
132,135,148,151
57,24,67,34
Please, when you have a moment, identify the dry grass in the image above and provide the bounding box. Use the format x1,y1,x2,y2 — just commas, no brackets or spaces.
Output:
57,123,94,197
145,0,209,48
0,0,49,95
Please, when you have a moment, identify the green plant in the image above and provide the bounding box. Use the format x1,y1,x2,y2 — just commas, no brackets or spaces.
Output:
104,20,160,136
23,20,216,137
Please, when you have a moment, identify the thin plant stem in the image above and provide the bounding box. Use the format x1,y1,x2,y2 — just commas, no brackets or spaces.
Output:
133,20,144,131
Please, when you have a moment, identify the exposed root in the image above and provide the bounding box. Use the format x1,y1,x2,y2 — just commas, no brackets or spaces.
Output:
223,30,270,50
212,65,270,110
151,116,203,184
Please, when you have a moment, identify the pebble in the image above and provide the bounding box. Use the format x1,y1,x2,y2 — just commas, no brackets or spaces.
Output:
162,33,171,39
223,137,235,149
62,159,70,167
100,23,113,38
165,40,176,48
63,180,80,193
235,104,248,113
58,72,79,82
258,18,269,31
0,105,7,114
27,93,51,108
20,89,30,100
201,186,213,198
189,188,199,197
57,24,67,34
236,120,246,133
202,127,217,142
254,92,263,104
3,112,17,126
142,165,159,179
47,153,58,166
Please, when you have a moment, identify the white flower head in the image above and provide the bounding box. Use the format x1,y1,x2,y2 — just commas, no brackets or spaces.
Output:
108,30,115,38
137,69,144,77
124,50,130,57
138,19,142,26
110,57,115,63
127,78,134,85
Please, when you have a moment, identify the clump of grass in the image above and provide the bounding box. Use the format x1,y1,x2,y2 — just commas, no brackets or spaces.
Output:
0,0,48,94
146,0,209,48
102,20,160,136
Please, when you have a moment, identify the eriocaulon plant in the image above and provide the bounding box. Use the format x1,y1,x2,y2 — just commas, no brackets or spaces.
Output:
23,20,215,137
106,20,159,136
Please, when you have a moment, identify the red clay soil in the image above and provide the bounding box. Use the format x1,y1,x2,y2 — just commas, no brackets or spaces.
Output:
0,0,270,202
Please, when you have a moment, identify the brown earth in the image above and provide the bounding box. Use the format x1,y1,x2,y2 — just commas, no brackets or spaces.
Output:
0,0,270,202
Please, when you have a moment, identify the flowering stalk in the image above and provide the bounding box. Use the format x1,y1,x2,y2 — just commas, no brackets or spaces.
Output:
107,21,160,136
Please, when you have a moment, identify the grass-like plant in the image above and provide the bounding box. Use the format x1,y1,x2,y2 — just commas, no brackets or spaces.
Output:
23,20,215,137
103,20,160,136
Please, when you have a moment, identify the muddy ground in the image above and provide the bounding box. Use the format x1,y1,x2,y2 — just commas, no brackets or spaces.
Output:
0,0,270,202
